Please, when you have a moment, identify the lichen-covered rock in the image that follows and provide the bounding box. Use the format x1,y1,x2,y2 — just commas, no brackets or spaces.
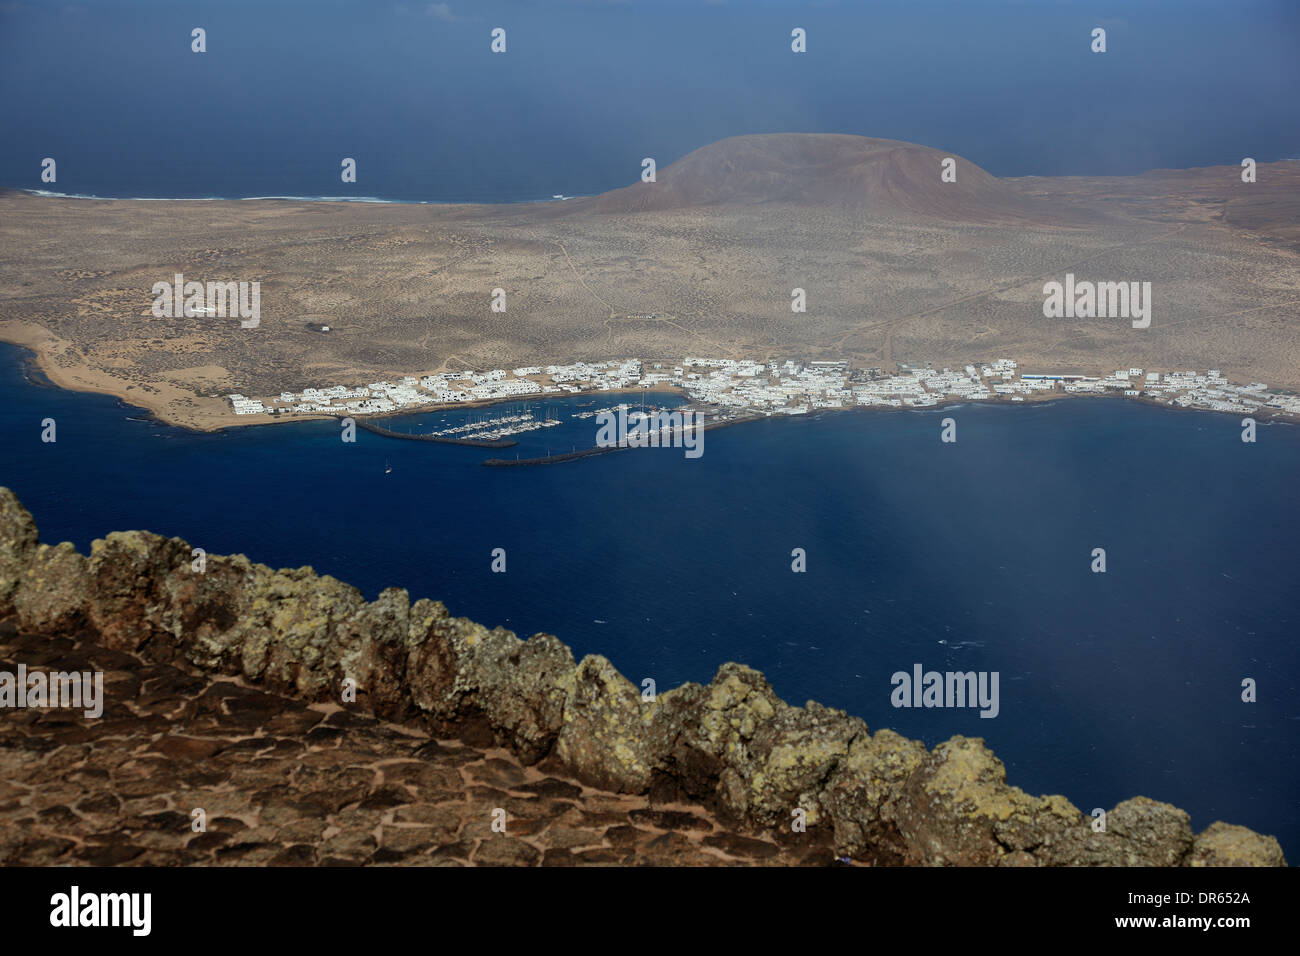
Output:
1186,822,1286,867
1028,796,1196,867
1026,796,1196,867
13,541,89,634
742,701,866,832
406,607,574,762
405,599,461,716
0,484,1287,868
638,664,863,832
335,587,411,719
164,550,261,668
1099,796,1194,866
639,681,720,801
684,665,781,766
85,531,192,651
989,793,1086,865
642,664,782,814
235,566,367,698
823,728,928,861
0,487,39,616
498,633,576,762
555,654,657,792
890,736,1083,866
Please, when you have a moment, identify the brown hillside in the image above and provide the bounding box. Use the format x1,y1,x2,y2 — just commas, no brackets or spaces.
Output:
559,133,1100,225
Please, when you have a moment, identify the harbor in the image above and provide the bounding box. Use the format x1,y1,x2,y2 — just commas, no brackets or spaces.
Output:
227,356,1300,430
348,418,517,448
424,405,563,443
343,402,575,446
3,339,1299,860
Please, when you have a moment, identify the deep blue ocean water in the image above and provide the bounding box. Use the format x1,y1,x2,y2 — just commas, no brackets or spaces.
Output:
1,342,1296,857
2,0,1297,862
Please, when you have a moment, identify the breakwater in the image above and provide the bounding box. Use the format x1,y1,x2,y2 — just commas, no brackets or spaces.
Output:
482,445,624,467
348,417,518,448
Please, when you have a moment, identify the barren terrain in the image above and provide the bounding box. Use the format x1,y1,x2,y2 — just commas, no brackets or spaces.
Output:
2,134,1297,429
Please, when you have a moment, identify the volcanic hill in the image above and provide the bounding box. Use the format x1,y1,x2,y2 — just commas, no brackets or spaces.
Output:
2,132,1299,430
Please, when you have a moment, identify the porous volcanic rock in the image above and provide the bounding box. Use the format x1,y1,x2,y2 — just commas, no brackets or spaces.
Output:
0,486,1285,867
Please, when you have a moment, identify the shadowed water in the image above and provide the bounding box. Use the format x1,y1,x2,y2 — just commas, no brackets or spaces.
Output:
1,342,1296,858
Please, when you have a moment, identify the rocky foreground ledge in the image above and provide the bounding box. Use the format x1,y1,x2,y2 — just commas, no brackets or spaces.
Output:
0,488,1285,866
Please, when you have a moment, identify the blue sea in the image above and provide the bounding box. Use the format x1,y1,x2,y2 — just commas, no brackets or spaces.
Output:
1,342,1296,858
2,0,1298,862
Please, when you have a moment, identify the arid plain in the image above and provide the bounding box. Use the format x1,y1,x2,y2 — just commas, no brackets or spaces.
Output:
1,134,1297,429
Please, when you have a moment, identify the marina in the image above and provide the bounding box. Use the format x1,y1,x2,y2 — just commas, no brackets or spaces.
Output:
424,406,564,442
349,418,517,448
2,340,1298,859
228,356,1300,429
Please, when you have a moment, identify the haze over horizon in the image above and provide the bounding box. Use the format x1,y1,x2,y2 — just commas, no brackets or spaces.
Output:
3,0,1299,202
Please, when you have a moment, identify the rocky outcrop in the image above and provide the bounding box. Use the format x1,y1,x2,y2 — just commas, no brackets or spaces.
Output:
0,625,817,867
0,486,1286,866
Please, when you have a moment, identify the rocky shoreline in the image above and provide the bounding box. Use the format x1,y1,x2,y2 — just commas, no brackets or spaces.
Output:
0,486,1285,866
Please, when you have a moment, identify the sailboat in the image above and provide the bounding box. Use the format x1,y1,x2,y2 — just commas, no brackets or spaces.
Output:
384,459,392,475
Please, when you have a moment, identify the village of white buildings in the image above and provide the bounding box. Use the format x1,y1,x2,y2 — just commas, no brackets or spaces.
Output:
226,357,1300,422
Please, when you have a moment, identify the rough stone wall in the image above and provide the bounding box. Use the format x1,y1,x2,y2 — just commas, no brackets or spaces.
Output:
0,487,1284,866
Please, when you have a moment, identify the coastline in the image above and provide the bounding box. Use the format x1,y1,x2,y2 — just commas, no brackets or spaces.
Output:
6,186,594,206
2,356,1297,860
0,323,243,433
1,328,1295,446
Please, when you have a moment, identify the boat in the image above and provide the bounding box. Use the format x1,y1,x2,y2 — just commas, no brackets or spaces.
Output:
384,460,392,474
